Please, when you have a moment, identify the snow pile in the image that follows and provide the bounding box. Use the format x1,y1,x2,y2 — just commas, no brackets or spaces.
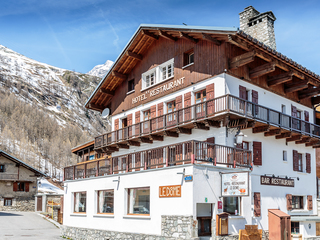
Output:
87,60,113,78
38,179,64,194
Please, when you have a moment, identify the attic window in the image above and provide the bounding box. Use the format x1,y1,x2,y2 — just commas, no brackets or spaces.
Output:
128,79,135,92
183,49,194,67
0,165,4,172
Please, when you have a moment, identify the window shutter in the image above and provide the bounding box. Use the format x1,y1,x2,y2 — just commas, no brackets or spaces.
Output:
252,90,259,115
206,83,215,115
157,103,164,129
176,95,182,110
307,195,313,210
254,192,261,217
135,111,140,123
158,103,163,116
286,194,292,211
184,92,192,121
25,182,29,192
114,119,119,130
13,182,18,192
291,105,298,129
239,85,247,100
304,111,309,122
253,141,262,166
206,137,215,144
60,196,64,213
293,150,299,171
150,105,156,119
317,223,320,236
127,114,132,126
306,153,311,173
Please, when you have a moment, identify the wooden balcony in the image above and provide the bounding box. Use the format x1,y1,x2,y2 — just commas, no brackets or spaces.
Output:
95,94,320,151
64,140,252,181
0,174,19,181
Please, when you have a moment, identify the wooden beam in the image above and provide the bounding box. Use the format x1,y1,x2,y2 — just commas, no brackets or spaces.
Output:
164,131,179,138
158,30,177,42
204,120,220,128
267,72,293,87
312,145,320,148
202,33,221,46
298,87,320,99
138,137,153,143
286,135,302,142
284,83,308,94
150,135,164,141
112,71,127,80
89,103,104,111
275,132,292,139
116,143,129,149
264,129,281,137
306,141,320,147
229,51,256,70
249,62,276,79
295,137,311,144
106,146,119,152
307,77,320,87
128,141,140,146
126,51,143,61
227,35,250,51
299,92,320,100
176,127,192,135
179,32,198,43
100,89,115,96
193,122,209,130
252,125,269,133
227,119,248,128
141,30,158,40
312,96,320,105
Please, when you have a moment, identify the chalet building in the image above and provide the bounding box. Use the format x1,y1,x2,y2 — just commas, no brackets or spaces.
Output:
0,150,46,211
62,6,320,240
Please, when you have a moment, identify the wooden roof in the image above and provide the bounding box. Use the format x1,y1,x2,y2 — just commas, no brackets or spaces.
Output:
71,140,95,153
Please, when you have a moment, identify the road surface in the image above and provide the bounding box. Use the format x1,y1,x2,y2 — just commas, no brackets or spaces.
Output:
0,211,62,239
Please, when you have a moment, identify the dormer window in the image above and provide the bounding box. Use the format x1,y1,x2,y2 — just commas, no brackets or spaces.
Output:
142,58,174,90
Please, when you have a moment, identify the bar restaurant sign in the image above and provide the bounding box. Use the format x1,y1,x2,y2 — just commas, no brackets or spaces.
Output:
221,172,249,197
260,175,294,187
159,185,181,198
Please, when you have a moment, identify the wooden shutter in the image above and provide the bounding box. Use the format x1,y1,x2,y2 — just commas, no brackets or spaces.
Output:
305,111,309,122
158,103,163,116
184,92,192,121
206,137,215,143
135,111,140,123
150,105,156,119
176,95,182,122
254,192,261,217
206,83,215,115
127,114,132,126
286,194,292,211
291,105,298,129
135,111,141,135
114,119,119,130
157,103,164,129
252,90,259,115
316,223,320,236
253,141,262,166
308,195,313,210
306,153,311,173
60,196,64,213
239,85,247,100
293,150,299,171
13,182,18,192
25,182,29,192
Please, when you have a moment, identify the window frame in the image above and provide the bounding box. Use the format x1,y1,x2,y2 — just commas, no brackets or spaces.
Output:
167,100,176,122
298,153,303,172
223,196,241,216
97,189,114,214
292,196,304,210
283,150,287,162
4,198,12,206
73,191,87,213
17,182,25,192
128,79,135,93
127,187,150,216
0,164,4,172
183,49,194,68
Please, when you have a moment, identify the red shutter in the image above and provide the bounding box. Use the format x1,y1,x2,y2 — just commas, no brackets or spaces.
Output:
239,85,247,100
176,95,182,122
253,141,262,166
135,111,140,123
306,153,311,173
150,105,156,119
13,182,18,192
25,182,29,192
308,195,313,210
206,137,215,143
114,119,119,130
305,111,309,122
293,150,299,171
286,194,292,211
252,90,259,115
134,111,141,135
127,114,132,126
206,83,215,115
157,103,164,129
184,92,192,121
254,192,261,217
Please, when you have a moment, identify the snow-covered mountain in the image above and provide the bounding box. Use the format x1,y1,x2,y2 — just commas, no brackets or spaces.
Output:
87,60,113,78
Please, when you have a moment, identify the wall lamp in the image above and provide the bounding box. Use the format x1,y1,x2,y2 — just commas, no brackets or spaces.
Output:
113,176,120,182
177,168,185,175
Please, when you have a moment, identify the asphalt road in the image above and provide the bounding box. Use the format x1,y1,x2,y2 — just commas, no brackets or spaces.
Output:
0,211,62,240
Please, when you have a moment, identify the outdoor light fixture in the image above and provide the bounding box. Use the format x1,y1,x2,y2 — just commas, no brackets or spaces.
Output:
235,128,245,144
177,168,185,175
113,176,120,182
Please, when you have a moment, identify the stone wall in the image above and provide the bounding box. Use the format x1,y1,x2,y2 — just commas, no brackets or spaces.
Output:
0,197,35,211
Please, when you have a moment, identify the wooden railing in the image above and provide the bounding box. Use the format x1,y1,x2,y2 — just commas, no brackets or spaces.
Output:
95,94,320,149
0,174,19,180
64,140,252,181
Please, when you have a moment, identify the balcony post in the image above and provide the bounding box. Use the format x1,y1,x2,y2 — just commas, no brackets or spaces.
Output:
191,140,195,164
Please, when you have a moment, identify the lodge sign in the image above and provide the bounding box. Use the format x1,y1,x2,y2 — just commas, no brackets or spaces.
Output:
159,185,181,198
221,172,249,197
260,176,294,187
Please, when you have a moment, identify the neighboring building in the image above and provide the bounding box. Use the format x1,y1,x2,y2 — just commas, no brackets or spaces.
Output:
62,6,320,240
0,150,46,211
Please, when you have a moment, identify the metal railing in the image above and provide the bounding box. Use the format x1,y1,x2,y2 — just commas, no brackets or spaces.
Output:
64,140,252,181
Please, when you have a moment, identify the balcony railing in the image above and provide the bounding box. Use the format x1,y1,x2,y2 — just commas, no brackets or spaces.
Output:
0,174,19,180
95,94,320,149
64,140,252,181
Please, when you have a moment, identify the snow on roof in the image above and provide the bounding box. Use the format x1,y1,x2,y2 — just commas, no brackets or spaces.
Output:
38,179,64,194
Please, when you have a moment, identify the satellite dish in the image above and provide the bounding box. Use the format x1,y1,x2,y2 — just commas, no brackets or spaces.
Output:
101,108,110,119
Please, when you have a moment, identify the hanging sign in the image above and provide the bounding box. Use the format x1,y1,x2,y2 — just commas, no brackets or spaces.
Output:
260,176,294,187
159,185,181,198
221,172,249,197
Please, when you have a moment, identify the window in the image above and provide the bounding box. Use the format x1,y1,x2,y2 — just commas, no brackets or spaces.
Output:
292,196,303,210
184,49,194,67
17,182,25,191
4,198,12,206
283,151,287,161
237,141,249,150
298,153,303,172
142,59,174,89
223,197,240,215
167,101,176,122
281,104,286,114
297,110,302,130
128,79,135,92
74,192,86,213
97,190,114,214
0,165,4,172
128,187,150,215
291,222,300,234
195,90,206,117
89,155,94,160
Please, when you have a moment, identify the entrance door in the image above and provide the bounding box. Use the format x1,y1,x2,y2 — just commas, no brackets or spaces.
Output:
197,203,212,236
37,196,42,211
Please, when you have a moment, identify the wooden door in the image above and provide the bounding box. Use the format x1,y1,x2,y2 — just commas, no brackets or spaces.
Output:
37,196,42,211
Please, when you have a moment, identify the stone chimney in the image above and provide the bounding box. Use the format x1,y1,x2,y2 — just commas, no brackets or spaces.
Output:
239,6,276,50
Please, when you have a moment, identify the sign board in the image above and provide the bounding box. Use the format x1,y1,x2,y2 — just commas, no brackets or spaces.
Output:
184,175,193,182
159,185,181,198
218,201,222,209
260,176,294,187
221,172,249,197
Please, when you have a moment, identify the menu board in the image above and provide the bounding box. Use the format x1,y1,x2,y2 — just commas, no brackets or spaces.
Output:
221,172,249,197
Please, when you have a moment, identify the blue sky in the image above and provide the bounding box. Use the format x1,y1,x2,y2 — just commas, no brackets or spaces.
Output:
0,0,320,74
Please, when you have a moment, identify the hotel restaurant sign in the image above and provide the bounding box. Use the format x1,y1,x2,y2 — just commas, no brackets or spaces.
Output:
260,175,294,187
221,172,249,197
